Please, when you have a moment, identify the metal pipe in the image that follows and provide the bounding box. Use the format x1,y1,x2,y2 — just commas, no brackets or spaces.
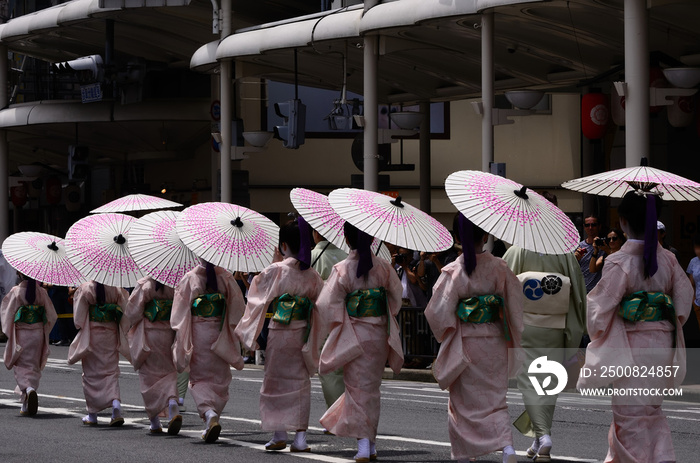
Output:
481,11,494,172
419,101,431,213
105,19,114,67
624,0,649,167
219,0,232,202
363,34,378,192
0,44,8,241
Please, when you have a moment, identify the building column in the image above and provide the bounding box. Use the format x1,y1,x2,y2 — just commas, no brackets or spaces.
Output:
624,0,649,167
219,0,233,202
419,101,431,213
481,11,494,172
0,44,9,241
363,34,378,192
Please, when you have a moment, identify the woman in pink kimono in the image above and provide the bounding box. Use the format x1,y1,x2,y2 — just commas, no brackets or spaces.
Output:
578,191,692,463
235,218,324,452
68,281,130,426
313,222,403,463
126,276,182,435
425,214,523,463
1,276,57,416
171,260,246,443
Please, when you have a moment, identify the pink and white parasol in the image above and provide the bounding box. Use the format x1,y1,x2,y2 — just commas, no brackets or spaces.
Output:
65,213,144,287
176,202,279,273
2,232,85,286
328,188,453,253
561,159,700,200
90,193,182,214
290,188,391,260
129,211,200,288
445,170,579,255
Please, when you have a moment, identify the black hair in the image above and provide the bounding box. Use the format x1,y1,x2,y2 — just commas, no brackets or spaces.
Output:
617,191,661,236
608,227,626,245
279,220,301,255
344,221,359,250
470,223,487,245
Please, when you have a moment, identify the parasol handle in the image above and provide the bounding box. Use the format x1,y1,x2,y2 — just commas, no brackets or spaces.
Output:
390,196,404,208
114,234,126,245
47,241,59,252
231,217,244,228
514,186,529,200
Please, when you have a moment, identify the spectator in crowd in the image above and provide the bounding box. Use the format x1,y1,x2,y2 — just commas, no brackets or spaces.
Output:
311,229,348,280
657,221,679,262
686,233,700,329
575,215,605,293
0,250,18,342
588,228,626,274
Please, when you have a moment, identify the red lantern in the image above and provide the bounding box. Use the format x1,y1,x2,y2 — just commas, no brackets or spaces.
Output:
45,175,62,205
10,183,27,207
582,93,610,139
668,95,694,128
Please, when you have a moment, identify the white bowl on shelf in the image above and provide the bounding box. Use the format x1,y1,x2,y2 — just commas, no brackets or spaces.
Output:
242,131,273,147
662,67,700,89
390,111,424,130
504,90,545,109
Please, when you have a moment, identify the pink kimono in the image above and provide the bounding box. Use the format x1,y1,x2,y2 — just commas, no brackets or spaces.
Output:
235,257,324,431
1,282,57,401
171,265,245,418
314,250,403,440
425,253,523,460
125,277,177,419
578,241,692,463
68,282,131,414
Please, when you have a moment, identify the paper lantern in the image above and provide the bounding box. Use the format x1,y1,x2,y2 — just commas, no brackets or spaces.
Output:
10,184,27,207
45,175,62,205
582,93,610,139
668,95,694,128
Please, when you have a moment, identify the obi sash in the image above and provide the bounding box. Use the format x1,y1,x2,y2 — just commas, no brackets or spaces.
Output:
89,303,123,323
14,305,47,325
144,299,173,322
456,294,510,341
619,291,674,322
345,287,387,318
191,293,226,318
456,295,503,323
271,294,312,325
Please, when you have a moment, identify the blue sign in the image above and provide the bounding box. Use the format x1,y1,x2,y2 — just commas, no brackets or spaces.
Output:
80,83,102,103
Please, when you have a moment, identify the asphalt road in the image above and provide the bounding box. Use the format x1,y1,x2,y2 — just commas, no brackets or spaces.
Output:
1,344,699,463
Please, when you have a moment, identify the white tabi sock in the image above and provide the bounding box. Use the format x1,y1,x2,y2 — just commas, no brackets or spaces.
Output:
355,438,370,460
292,431,307,449
112,400,122,419
502,445,516,463
168,399,180,420
150,416,162,431
272,431,287,443
204,409,218,427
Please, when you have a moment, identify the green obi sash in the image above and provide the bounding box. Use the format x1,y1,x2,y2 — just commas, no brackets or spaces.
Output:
619,291,674,322
14,305,47,325
345,287,387,318
271,294,312,325
456,294,510,341
89,303,123,323
144,299,173,322
191,293,226,318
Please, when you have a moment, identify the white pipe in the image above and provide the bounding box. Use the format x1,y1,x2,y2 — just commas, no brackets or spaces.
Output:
363,35,378,192
481,11,494,172
624,0,648,167
0,44,8,241
219,0,232,202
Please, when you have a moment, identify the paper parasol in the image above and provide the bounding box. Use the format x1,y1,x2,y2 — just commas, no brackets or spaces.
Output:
2,232,85,286
176,202,279,273
445,170,579,255
65,213,144,287
91,193,182,213
561,158,700,201
128,210,200,288
328,188,453,253
290,188,391,260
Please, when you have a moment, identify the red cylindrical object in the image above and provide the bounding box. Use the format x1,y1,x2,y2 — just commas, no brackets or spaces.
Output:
582,93,610,139
45,175,62,205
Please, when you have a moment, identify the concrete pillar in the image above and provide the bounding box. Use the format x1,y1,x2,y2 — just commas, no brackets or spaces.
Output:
363,34,378,192
481,11,494,172
624,0,649,167
0,44,8,241
219,0,232,202
419,101,431,213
